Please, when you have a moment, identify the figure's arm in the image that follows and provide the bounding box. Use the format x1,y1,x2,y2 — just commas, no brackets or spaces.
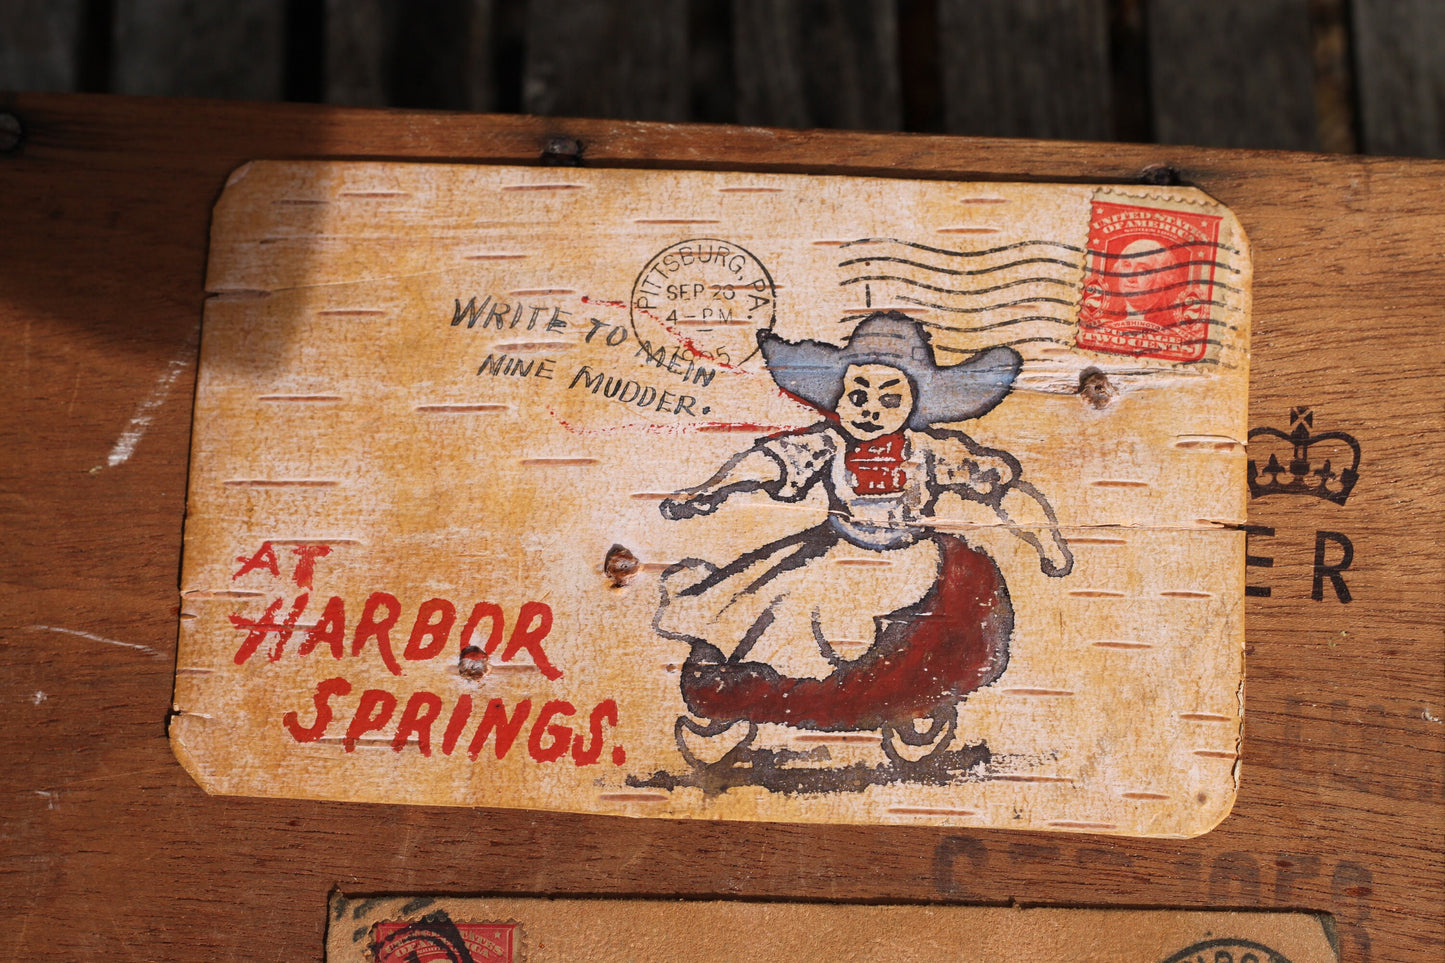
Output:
929,433,1018,504
948,449,1016,501
661,429,836,520
993,480,1074,577
658,447,784,520
929,433,1073,577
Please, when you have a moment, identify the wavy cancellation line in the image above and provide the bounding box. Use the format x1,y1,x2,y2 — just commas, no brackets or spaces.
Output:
837,312,1075,334
847,294,1077,315
932,334,1230,353
842,272,1243,300
838,254,1241,279
887,308,1236,340
893,294,1235,319
840,236,1243,259
842,274,1075,298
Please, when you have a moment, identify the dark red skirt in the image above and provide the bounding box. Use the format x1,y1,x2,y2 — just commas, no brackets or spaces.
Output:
680,533,1013,731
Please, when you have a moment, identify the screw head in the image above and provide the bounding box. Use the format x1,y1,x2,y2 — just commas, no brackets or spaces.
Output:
0,113,23,153
1138,164,1181,186
1078,368,1116,408
541,135,583,166
604,543,640,587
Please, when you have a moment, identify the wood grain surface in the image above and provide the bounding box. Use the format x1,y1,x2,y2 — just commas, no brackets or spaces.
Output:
112,0,286,101
522,0,688,123
0,93,1440,962
0,0,85,95
938,0,1112,141
324,0,496,112
732,0,901,131
1147,0,1320,152
1351,0,1445,157
5,3,1445,158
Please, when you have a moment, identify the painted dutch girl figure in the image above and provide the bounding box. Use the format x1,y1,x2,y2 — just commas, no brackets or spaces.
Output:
655,312,1073,773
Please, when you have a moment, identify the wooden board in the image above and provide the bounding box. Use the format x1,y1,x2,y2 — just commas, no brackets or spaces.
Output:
176,164,1250,836
0,93,1439,961
938,0,1112,141
324,0,496,112
327,894,1338,962
1147,0,1320,151
4,3,1445,159
521,0,687,122
1352,0,1445,157
732,0,901,131
112,0,286,101
0,0,85,94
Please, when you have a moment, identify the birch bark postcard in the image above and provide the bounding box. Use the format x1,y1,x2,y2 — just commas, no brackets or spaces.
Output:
326,894,1336,963
172,162,1251,837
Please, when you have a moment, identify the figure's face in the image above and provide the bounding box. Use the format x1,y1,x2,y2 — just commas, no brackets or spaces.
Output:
1117,239,1183,309
836,364,914,442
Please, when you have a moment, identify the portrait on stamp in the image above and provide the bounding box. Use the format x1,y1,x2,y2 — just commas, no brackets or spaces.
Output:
1076,201,1226,363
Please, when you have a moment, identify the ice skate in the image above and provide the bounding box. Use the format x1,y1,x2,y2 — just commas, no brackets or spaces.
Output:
881,705,958,766
675,715,757,770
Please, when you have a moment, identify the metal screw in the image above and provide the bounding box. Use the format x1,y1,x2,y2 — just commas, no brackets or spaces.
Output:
541,135,583,166
0,113,23,154
604,543,640,587
458,645,491,680
1138,164,1181,186
1078,368,1115,408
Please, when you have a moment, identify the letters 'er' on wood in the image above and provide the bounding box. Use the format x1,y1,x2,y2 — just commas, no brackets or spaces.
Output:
173,163,1252,837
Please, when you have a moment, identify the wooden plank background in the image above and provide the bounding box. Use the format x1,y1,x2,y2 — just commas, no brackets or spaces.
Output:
0,92,1440,961
1,0,1443,155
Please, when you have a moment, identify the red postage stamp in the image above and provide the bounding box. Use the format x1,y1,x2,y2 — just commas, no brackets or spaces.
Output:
1076,200,1224,363
371,918,517,963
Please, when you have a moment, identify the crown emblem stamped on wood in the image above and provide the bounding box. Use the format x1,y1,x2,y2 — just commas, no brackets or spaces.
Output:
1247,407,1361,505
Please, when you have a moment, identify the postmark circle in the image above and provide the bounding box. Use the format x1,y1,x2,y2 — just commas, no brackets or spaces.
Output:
1159,937,1294,963
630,238,776,369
